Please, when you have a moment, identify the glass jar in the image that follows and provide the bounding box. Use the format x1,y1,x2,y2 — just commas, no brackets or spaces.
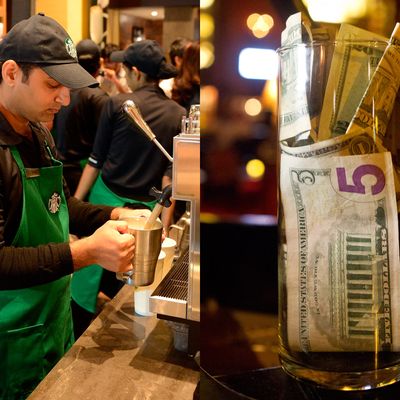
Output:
277,39,400,390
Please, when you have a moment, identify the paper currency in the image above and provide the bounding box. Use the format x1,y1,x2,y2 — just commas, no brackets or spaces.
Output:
279,22,400,210
281,12,312,47
318,24,387,141
281,151,400,352
280,125,400,210
279,12,312,142
345,23,400,147
280,129,381,159
382,94,400,166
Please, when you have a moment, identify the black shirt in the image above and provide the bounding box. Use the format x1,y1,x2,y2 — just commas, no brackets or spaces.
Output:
88,84,186,200
54,86,109,163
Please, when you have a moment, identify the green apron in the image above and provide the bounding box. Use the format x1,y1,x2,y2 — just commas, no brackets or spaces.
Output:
71,175,156,313
0,145,73,399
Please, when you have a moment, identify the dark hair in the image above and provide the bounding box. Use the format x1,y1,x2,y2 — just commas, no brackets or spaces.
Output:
101,43,120,60
0,62,36,84
169,37,191,66
123,61,159,83
171,42,200,107
78,58,100,76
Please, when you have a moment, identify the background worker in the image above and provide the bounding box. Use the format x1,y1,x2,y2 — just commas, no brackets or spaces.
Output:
159,36,191,98
171,41,200,113
72,39,186,334
0,14,138,399
54,38,109,194
98,42,130,96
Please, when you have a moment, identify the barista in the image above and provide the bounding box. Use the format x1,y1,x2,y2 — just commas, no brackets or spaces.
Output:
0,14,138,399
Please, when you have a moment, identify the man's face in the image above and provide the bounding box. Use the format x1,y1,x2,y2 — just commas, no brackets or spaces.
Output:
11,66,71,123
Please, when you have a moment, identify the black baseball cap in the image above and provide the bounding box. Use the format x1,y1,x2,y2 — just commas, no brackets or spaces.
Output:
77,39,100,61
0,13,98,89
110,40,178,80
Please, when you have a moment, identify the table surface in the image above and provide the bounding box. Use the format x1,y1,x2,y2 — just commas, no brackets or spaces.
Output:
28,285,199,400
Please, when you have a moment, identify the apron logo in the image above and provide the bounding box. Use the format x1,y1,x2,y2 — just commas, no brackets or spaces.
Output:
48,192,61,214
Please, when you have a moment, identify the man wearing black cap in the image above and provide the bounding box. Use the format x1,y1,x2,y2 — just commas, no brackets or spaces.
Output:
0,14,142,399
54,38,109,194
73,39,186,330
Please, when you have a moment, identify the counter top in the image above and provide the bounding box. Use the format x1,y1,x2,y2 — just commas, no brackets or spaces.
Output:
28,285,199,400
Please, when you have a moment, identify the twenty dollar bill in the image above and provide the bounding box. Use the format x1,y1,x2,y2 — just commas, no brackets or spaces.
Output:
318,24,386,140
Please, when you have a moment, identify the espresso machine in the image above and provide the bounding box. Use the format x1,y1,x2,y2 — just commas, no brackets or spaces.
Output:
123,101,200,355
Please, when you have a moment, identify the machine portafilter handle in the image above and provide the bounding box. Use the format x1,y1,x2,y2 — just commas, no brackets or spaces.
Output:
122,100,174,163
150,185,173,208
144,185,173,229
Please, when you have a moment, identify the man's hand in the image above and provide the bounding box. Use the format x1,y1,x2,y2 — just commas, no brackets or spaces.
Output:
110,207,152,221
70,220,135,272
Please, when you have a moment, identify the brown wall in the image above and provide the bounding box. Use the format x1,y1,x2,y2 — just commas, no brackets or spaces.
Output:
119,14,163,49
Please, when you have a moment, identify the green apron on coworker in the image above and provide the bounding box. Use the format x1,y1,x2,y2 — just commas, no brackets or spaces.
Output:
71,174,156,313
0,145,73,400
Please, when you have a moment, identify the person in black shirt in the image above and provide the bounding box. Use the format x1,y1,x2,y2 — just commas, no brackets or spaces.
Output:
72,39,186,334
54,39,109,194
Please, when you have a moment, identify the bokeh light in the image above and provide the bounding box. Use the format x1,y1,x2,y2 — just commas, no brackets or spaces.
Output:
200,41,215,69
200,85,219,129
303,0,367,23
246,159,265,180
200,12,215,39
246,13,260,30
238,48,278,80
246,13,274,39
201,85,218,113
244,98,262,116
261,78,278,116
200,0,215,9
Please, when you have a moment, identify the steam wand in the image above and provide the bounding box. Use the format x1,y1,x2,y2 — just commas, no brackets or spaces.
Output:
122,100,174,228
123,100,173,163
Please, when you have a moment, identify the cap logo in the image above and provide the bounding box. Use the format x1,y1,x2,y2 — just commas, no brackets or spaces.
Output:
65,38,77,59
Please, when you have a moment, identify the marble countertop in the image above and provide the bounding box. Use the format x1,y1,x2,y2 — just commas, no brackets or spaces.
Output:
28,285,199,400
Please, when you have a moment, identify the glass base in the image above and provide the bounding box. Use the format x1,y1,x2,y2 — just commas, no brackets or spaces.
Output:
280,355,400,391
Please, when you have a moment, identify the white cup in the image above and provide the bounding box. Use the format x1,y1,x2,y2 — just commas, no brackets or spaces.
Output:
161,237,176,278
134,250,165,316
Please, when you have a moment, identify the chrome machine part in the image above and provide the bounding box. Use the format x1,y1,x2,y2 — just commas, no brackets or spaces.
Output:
150,133,200,323
123,100,174,162
169,207,191,258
